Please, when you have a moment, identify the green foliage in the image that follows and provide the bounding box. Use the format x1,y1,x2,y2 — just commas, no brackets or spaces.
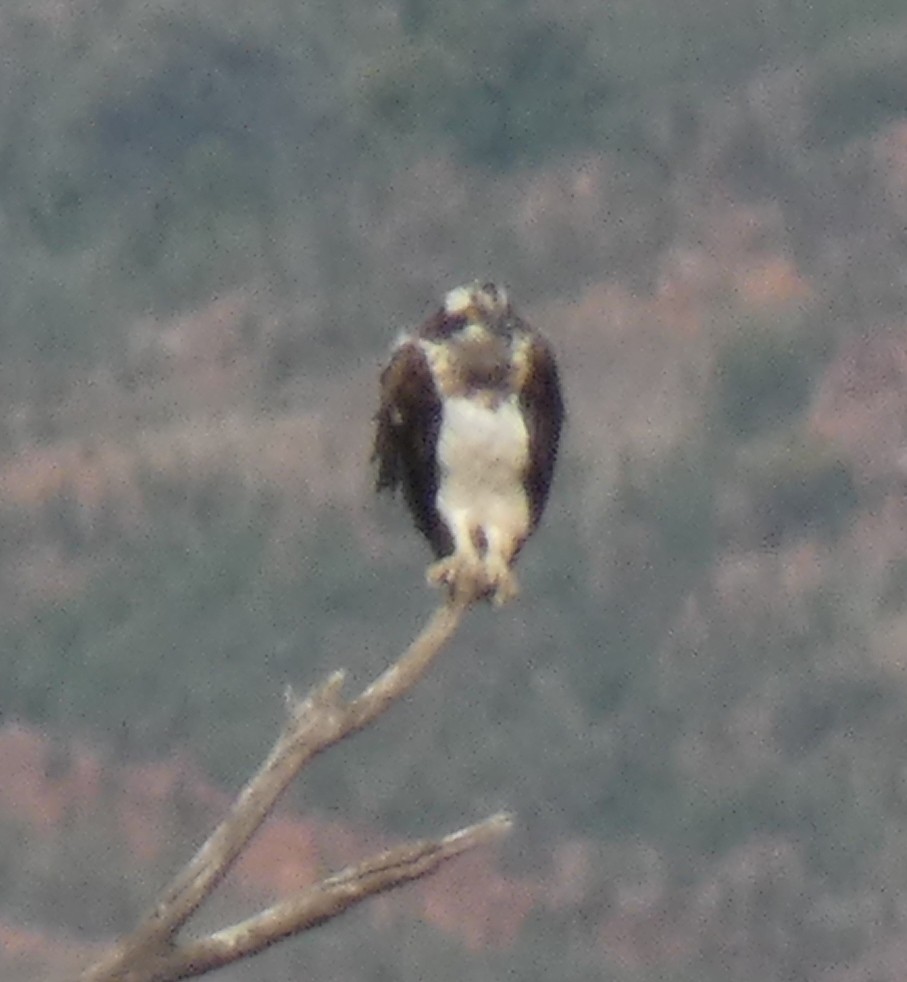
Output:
0,810,144,936
735,432,860,544
807,28,907,145
2,481,391,781
619,442,718,567
811,64,907,144
714,318,816,439
357,18,612,169
880,558,907,613
0,0,902,384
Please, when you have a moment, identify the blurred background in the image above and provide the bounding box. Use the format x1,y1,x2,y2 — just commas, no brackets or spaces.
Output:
3,0,907,978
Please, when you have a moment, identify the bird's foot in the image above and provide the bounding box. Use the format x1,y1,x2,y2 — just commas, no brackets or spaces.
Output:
426,555,519,606
427,554,488,605
485,559,520,607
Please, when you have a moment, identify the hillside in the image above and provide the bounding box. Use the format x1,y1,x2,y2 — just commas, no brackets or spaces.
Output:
5,1,907,980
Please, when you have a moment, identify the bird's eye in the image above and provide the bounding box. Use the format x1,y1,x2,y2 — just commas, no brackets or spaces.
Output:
481,282,498,299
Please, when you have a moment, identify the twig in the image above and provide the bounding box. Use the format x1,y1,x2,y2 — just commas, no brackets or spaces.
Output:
80,591,476,982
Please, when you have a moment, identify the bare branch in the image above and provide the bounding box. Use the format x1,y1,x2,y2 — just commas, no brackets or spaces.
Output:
106,813,513,982
81,592,477,982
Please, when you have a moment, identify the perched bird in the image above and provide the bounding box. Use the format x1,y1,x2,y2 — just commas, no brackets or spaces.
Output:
373,281,563,604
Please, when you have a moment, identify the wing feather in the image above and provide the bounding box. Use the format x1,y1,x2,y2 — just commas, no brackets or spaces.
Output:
518,334,564,530
372,340,453,557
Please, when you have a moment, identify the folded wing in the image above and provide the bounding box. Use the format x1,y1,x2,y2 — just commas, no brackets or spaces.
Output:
518,334,564,531
373,340,453,557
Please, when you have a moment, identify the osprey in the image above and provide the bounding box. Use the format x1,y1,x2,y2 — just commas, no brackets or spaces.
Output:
373,281,563,604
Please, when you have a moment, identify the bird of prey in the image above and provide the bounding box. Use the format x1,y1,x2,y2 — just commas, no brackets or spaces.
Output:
373,281,563,604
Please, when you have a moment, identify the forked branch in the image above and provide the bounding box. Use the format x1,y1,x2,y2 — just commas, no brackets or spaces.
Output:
81,587,504,982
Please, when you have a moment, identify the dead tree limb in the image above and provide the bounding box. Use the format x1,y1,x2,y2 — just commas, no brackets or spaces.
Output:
95,814,512,982
81,586,503,982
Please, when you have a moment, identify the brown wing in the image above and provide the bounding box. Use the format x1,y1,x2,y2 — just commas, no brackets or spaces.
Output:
372,339,453,557
518,334,564,530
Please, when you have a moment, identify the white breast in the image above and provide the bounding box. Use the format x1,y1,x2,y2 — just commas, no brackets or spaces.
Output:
435,395,531,548
439,395,527,482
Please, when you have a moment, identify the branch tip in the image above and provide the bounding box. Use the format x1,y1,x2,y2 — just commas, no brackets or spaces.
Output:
485,810,515,834
444,811,514,850
286,669,347,721
312,669,347,711
322,669,347,696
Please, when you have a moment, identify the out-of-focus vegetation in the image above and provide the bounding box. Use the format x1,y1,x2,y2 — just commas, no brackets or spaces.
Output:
4,0,907,979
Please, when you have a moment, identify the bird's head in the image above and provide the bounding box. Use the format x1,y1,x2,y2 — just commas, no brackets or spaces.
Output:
444,281,511,335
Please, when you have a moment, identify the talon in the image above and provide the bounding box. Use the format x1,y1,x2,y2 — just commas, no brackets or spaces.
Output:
489,567,520,606
426,558,452,588
426,556,466,588
426,554,488,604
492,580,519,606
